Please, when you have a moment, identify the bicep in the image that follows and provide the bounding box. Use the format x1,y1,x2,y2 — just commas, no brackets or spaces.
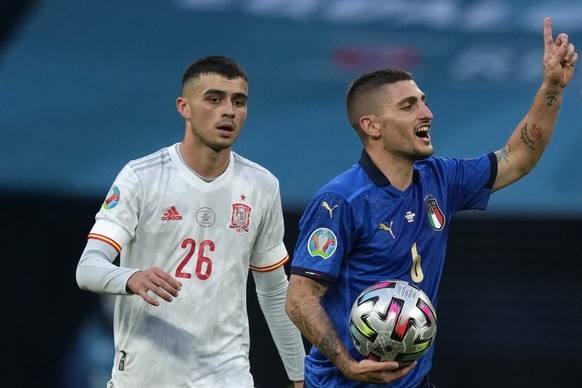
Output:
76,238,119,290
252,266,288,295
286,274,327,331
287,274,327,305
76,238,138,294
492,145,530,192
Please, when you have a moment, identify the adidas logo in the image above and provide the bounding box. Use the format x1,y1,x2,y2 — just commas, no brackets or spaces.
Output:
161,206,183,221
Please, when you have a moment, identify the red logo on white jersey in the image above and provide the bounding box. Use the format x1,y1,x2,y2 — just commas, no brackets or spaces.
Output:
161,206,183,221
229,203,251,233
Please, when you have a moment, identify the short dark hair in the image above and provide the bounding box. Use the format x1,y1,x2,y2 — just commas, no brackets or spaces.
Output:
182,56,248,87
346,68,412,130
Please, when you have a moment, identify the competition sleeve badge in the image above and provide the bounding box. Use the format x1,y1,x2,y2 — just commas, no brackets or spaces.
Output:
229,203,252,233
307,228,337,259
102,185,120,210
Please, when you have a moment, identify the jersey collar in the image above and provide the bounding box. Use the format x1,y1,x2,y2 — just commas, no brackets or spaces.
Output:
357,149,420,187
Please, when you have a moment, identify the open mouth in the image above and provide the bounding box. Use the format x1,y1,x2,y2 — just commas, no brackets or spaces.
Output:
217,123,234,132
415,125,430,139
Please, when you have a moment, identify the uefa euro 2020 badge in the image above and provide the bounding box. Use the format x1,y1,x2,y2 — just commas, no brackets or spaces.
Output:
307,227,337,259
102,185,120,210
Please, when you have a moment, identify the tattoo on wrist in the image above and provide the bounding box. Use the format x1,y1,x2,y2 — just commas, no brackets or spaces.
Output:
545,89,560,107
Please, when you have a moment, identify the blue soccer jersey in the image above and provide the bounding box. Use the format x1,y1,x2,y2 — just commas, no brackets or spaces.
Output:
290,150,496,388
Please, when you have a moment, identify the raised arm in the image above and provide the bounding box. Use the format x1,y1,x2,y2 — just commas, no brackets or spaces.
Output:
493,17,577,192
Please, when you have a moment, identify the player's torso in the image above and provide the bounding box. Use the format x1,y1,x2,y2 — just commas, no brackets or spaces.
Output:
307,182,446,388
121,148,269,289
111,148,272,384
344,182,450,296
126,177,260,283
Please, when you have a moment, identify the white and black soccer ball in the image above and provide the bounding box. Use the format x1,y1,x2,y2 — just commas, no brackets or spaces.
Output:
349,280,437,363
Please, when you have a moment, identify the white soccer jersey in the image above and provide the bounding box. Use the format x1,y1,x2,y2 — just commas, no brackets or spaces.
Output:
88,143,288,388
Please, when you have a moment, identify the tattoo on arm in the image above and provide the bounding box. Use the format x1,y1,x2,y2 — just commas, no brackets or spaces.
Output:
545,89,561,107
530,123,542,140
546,94,557,106
519,123,536,151
303,281,345,363
495,144,511,164
319,330,345,368
288,276,352,374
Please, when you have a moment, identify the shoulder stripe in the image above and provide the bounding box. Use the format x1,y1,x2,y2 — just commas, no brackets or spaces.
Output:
133,157,171,173
347,182,375,202
233,152,273,177
88,233,122,253
129,149,171,173
250,255,289,272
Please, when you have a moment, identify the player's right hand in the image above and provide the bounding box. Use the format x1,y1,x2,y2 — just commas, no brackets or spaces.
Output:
126,266,182,306
344,359,416,385
543,17,577,88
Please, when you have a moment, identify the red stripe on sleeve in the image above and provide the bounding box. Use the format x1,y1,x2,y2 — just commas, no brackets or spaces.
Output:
88,233,122,253
250,255,289,272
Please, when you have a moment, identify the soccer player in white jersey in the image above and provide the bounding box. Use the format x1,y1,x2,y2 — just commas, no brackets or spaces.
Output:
76,56,305,387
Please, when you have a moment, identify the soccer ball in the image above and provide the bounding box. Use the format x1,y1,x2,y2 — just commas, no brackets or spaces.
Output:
348,280,437,363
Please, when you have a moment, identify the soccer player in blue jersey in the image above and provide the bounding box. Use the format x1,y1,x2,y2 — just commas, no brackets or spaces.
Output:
285,18,577,388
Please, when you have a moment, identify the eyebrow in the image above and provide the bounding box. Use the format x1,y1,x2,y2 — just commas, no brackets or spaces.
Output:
203,89,248,100
397,94,425,106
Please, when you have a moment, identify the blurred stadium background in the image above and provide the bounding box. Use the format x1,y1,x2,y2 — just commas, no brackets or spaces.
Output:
1,1,580,387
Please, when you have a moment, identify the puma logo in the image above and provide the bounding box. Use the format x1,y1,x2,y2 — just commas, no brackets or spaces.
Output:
322,201,338,218
378,221,395,239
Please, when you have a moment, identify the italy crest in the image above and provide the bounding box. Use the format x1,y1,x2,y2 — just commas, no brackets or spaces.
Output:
425,195,445,231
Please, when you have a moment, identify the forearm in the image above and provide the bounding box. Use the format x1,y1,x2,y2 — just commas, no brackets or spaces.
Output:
76,238,138,294
511,83,562,164
494,19,577,192
494,83,563,191
286,275,354,375
253,269,305,382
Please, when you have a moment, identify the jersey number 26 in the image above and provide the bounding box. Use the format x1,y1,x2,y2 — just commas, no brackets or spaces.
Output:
175,238,215,280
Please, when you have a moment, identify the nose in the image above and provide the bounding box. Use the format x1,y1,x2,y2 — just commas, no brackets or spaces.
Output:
221,101,236,117
420,101,433,120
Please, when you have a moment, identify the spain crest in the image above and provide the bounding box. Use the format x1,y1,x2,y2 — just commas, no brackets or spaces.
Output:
424,195,445,231
229,203,252,233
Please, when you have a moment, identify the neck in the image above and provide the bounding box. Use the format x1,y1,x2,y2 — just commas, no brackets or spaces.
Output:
179,141,231,179
365,148,415,191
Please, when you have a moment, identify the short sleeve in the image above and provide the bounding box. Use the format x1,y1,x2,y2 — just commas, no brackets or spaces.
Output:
249,180,289,271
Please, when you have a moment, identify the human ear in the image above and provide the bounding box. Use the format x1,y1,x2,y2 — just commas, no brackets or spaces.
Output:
176,97,190,119
359,116,381,139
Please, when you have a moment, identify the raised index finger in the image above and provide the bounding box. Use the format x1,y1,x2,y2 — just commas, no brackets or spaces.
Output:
543,17,557,49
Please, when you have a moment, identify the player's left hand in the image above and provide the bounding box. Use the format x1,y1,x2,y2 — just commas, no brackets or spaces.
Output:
126,266,182,306
543,17,578,88
344,358,416,384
